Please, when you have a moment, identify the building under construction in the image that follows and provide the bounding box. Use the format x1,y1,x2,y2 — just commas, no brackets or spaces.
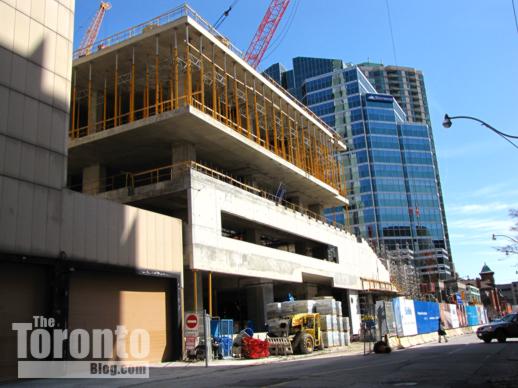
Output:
67,4,395,360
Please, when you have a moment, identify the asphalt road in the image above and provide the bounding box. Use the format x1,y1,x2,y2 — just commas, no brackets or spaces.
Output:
8,334,518,387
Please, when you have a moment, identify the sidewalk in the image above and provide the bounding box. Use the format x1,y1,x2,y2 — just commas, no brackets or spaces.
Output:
153,342,366,370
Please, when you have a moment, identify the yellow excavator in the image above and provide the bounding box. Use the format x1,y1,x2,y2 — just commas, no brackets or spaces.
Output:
267,313,324,354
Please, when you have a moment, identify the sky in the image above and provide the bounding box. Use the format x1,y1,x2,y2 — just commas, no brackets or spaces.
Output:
74,0,518,283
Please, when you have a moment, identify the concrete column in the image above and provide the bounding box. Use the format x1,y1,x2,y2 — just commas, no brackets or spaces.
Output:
347,290,361,336
302,284,318,299
88,90,98,132
244,228,261,244
172,143,196,165
245,281,274,331
82,164,106,194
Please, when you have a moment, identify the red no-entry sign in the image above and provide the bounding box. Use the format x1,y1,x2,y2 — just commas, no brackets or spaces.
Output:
186,314,198,330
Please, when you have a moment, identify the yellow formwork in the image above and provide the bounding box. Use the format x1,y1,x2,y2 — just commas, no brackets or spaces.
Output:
70,23,345,196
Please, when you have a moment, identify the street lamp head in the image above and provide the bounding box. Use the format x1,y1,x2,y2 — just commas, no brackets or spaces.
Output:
442,114,452,128
492,233,496,241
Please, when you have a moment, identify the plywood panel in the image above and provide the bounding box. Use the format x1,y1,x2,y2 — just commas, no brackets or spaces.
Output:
0,262,49,380
69,272,170,363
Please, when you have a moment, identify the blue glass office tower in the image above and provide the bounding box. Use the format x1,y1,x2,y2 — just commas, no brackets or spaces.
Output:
265,58,453,283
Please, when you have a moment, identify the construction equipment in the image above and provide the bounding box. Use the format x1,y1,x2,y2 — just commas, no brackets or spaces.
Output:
77,1,111,57
244,0,291,68
267,313,324,354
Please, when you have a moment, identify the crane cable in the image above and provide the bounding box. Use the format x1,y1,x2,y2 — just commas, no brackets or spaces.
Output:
214,0,239,29
385,0,398,66
262,0,300,62
512,0,518,34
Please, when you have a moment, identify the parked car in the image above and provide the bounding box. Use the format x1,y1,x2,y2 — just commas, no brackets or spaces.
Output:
476,313,518,343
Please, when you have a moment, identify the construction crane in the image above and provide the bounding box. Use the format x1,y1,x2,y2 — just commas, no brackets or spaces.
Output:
244,0,290,69
78,1,111,56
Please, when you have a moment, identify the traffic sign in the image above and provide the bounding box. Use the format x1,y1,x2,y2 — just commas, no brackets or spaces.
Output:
186,313,198,330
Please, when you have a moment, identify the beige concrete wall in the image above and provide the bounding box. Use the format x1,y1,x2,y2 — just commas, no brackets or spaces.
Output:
0,0,183,276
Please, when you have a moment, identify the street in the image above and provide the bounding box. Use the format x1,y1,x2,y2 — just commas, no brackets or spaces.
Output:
7,334,518,387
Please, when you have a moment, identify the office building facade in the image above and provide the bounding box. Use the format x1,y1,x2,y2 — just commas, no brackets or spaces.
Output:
265,58,453,294
359,63,452,261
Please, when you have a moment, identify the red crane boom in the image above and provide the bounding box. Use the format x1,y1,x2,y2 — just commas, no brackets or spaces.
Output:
244,0,290,69
78,1,111,56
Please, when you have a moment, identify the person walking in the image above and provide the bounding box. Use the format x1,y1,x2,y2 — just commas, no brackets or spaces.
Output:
438,318,448,343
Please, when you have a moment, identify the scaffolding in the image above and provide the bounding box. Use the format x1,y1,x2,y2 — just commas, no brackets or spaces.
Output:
70,7,346,196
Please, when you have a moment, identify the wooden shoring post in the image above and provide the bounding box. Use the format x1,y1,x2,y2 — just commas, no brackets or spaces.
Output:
309,123,316,176
271,90,278,155
103,76,107,130
298,113,305,169
155,35,160,115
130,47,135,122
262,85,269,150
293,111,301,167
208,271,213,317
118,92,122,126
233,63,241,133
211,44,217,118
193,269,198,312
253,79,260,144
223,55,229,126
71,69,76,137
173,29,178,109
244,73,251,139
287,108,294,164
322,133,329,183
279,100,286,158
185,25,192,105
87,63,92,134
114,53,118,126
160,84,163,113
328,137,335,185
144,63,149,118
305,120,312,174
199,37,204,112
316,128,324,180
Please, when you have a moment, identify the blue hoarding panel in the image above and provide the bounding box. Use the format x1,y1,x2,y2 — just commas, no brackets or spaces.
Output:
414,301,440,334
466,305,479,326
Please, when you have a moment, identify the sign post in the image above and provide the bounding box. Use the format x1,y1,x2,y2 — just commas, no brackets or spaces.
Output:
184,312,199,356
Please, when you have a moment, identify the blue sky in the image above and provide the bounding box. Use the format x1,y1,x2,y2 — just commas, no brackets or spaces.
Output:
74,0,518,283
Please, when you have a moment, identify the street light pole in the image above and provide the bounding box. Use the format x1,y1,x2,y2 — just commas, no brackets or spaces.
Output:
493,233,518,256
442,114,518,150
492,234,518,244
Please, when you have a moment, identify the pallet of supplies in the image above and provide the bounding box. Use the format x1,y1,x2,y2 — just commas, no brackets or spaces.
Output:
335,300,343,316
266,302,282,319
291,300,315,314
314,298,337,315
319,314,333,331
322,331,333,348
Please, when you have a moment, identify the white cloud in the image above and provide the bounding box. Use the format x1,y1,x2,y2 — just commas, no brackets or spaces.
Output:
447,201,518,215
448,217,513,231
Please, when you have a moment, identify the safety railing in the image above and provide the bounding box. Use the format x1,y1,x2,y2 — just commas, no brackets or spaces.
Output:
72,3,340,145
74,161,350,233
74,3,243,60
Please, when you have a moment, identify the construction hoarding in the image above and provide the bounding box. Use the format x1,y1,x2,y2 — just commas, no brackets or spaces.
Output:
413,301,440,334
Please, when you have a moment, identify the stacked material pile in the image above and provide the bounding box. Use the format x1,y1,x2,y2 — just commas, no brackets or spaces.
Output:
266,297,348,349
315,297,342,348
266,302,282,320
